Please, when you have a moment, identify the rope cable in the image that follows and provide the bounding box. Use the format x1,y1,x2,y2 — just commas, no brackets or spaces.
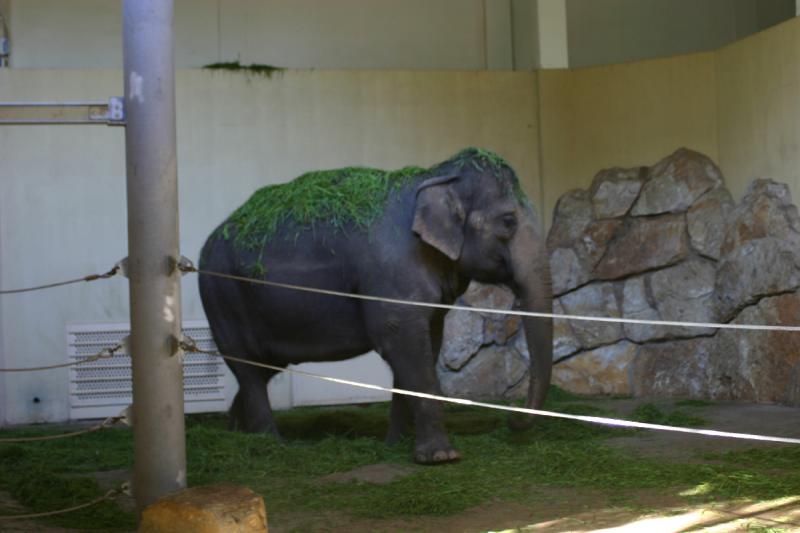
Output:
0,483,129,521
0,265,120,295
0,343,122,373
185,266,800,333
0,414,126,444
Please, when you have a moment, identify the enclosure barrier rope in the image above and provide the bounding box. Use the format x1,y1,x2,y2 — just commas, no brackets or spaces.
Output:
0,264,120,295
183,266,800,332
0,342,123,373
0,410,129,444
179,338,800,445
0,482,130,521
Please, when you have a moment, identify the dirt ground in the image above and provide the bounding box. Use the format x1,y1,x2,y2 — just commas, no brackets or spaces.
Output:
5,400,800,532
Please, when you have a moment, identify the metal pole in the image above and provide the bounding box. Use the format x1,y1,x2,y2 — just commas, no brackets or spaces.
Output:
123,0,186,511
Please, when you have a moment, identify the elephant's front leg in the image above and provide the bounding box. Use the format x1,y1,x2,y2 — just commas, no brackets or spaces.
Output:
386,381,411,445
381,318,459,464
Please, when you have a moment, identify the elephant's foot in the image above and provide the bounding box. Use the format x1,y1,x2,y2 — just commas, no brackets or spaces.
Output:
385,418,411,445
385,428,407,446
230,414,281,439
413,437,461,464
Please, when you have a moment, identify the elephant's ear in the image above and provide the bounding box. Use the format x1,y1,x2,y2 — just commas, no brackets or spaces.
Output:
412,175,465,261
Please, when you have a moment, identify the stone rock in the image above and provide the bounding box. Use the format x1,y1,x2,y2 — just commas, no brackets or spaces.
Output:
632,148,723,216
545,149,800,406
559,282,622,349
461,281,516,310
139,484,267,533
710,293,800,404
715,238,800,321
632,338,713,398
438,345,528,400
553,299,581,360
548,189,594,249
484,314,521,345
621,276,668,343
721,179,800,256
577,219,623,267
550,247,590,295
440,309,484,371
595,214,689,280
687,187,734,260
552,341,638,396
513,325,530,361
590,167,644,219
650,258,717,337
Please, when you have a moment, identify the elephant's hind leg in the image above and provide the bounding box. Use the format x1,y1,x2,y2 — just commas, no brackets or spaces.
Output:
229,361,281,436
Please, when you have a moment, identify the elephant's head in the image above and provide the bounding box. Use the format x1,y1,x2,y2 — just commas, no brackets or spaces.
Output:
412,149,553,428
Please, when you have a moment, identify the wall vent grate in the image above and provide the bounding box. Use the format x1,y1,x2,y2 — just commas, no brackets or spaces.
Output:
67,321,228,419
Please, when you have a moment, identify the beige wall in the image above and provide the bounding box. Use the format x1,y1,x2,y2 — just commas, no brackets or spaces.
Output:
537,52,719,221
537,15,800,222
0,68,541,424
716,16,800,201
566,0,794,68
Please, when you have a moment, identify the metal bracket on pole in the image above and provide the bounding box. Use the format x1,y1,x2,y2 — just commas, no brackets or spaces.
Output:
116,257,130,278
175,256,195,276
0,97,125,125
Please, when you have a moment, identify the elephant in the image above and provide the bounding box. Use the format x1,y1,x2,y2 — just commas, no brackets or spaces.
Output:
198,148,553,464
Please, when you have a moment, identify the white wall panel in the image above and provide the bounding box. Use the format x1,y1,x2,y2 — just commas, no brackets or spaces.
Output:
0,68,541,424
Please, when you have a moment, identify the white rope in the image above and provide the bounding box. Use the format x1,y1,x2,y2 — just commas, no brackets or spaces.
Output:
180,341,800,446
191,268,800,332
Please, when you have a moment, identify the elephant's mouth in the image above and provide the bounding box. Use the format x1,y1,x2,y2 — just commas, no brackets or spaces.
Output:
471,253,513,284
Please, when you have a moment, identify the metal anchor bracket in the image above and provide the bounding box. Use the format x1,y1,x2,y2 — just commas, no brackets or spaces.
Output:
0,97,125,125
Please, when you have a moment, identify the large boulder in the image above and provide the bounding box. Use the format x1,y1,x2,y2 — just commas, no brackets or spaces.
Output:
553,341,638,396
558,282,623,349
715,180,800,320
437,149,800,406
437,282,529,400
545,148,800,403
687,187,734,260
710,293,800,404
631,338,714,398
594,214,689,280
631,148,724,216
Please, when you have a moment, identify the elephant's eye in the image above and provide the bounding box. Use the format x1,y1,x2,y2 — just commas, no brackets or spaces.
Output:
498,214,517,239
501,214,517,230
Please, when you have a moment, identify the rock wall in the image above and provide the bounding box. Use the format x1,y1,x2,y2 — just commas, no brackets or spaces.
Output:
438,148,800,405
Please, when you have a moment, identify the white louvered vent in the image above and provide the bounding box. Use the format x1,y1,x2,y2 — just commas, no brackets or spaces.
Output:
68,321,229,419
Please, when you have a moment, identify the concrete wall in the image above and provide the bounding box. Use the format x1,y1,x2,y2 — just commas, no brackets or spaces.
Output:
566,0,795,68
715,15,800,201
537,52,719,219
5,0,795,71
6,0,525,70
0,68,541,424
538,15,800,217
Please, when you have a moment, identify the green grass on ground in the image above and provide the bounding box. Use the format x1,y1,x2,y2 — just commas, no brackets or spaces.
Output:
0,389,799,530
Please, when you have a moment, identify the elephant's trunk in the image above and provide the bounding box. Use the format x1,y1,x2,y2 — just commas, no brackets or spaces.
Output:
508,207,553,430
